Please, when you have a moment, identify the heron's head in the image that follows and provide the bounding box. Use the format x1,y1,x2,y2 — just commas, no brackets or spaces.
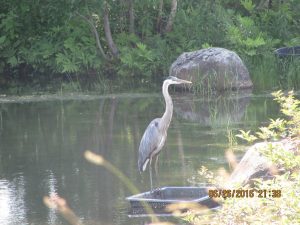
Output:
165,76,192,85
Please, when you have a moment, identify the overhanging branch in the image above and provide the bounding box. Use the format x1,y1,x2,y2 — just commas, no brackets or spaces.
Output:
76,12,109,60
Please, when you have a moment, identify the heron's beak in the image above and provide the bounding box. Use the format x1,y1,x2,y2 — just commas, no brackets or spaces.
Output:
177,78,192,84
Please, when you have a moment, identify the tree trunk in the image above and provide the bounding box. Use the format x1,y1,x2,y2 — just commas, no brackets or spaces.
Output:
76,12,108,60
268,0,273,8
164,0,177,33
156,0,164,33
103,1,119,58
128,0,135,34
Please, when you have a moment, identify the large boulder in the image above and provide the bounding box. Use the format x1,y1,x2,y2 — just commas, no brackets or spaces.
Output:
169,47,253,91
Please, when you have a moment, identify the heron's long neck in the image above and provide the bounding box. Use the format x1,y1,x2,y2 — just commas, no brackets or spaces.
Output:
160,81,173,131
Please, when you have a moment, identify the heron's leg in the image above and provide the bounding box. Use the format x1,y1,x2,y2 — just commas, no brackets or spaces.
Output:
149,164,153,190
149,157,153,190
154,154,159,176
153,154,161,189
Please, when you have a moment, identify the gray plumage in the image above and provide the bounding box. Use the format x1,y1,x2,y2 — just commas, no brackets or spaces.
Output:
138,118,166,172
138,76,192,174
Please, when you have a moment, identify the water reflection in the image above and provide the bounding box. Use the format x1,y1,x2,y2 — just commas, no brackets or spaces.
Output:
0,177,27,225
0,92,279,225
173,90,252,126
0,180,12,224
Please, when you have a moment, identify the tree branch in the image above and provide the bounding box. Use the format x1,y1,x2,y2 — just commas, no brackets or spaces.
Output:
156,0,164,33
128,0,135,34
76,12,109,60
103,1,119,58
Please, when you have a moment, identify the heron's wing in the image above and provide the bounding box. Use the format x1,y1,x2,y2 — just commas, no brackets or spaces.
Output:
138,118,163,172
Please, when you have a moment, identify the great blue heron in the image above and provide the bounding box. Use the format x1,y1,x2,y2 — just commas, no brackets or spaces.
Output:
138,76,192,188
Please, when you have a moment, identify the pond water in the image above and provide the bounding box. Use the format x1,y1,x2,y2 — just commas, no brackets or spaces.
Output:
0,91,281,225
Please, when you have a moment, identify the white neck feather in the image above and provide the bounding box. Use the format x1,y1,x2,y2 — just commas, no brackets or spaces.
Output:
160,80,173,131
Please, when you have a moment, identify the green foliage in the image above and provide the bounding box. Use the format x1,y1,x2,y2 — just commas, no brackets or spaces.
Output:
54,25,102,73
273,90,300,137
236,130,257,143
236,90,300,168
241,0,255,12
119,42,158,78
201,43,212,49
170,1,230,53
245,54,282,91
185,173,300,224
237,91,300,143
226,14,279,56
0,0,299,91
285,37,300,47
263,143,300,170
225,0,300,57
202,173,300,224
258,1,298,44
0,10,21,69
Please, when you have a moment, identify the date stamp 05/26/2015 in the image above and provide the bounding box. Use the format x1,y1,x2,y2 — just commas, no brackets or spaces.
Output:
208,189,282,198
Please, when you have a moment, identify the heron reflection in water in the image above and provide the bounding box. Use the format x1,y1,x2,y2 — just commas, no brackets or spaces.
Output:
138,76,192,189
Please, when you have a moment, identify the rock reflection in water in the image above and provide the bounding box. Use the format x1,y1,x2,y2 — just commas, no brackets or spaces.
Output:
173,90,252,127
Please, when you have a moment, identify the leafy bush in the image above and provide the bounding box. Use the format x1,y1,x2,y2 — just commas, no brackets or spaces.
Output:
0,10,21,70
54,22,102,73
118,42,158,78
226,1,280,56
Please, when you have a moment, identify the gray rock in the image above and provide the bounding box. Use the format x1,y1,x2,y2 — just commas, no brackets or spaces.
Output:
229,142,273,187
169,47,253,91
228,139,300,187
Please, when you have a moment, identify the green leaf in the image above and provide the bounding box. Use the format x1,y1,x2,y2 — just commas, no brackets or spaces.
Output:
0,36,6,45
241,0,255,13
8,56,18,66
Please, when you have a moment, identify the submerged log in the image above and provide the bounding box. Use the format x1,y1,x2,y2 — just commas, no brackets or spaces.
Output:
229,139,299,187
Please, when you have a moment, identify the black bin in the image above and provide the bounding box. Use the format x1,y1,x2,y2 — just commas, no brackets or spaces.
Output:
126,186,220,216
